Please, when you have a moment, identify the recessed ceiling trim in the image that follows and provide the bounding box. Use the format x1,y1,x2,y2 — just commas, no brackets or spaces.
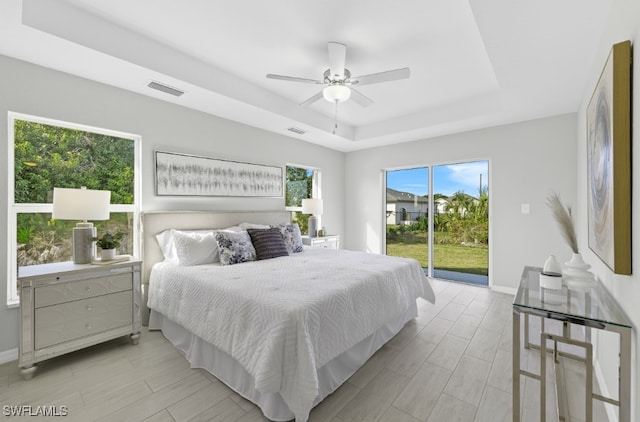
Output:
14,0,613,152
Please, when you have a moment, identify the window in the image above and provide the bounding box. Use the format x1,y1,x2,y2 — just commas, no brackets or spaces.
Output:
7,113,141,306
285,164,321,235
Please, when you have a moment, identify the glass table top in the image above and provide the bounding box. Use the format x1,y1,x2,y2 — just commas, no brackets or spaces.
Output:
513,266,631,329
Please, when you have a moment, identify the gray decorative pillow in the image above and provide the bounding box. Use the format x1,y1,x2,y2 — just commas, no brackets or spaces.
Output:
214,231,256,265
272,223,304,254
247,228,289,260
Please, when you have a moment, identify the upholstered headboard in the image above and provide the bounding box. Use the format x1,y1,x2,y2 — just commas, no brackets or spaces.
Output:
141,210,291,283
140,210,291,324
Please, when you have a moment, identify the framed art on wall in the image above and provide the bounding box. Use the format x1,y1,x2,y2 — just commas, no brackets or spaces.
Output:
586,40,632,275
155,151,283,197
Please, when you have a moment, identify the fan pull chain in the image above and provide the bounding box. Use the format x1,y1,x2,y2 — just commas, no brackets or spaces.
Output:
333,100,338,134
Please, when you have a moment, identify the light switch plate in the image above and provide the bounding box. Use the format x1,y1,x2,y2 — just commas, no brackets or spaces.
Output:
521,203,530,214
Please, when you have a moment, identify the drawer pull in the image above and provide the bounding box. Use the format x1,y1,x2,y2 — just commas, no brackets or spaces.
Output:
86,305,93,311
86,287,92,292
85,323,92,329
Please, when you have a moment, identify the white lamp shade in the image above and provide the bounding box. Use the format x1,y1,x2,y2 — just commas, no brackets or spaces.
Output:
52,187,111,221
323,85,351,103
302,198,323,215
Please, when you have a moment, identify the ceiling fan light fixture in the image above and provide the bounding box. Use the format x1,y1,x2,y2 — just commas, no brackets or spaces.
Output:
323,85,351,103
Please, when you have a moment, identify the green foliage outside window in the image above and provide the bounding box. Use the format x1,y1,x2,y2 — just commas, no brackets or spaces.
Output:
386,187,489,275
285,166,313,208
14,120,134,204
387,187,489,245
285,166,315,235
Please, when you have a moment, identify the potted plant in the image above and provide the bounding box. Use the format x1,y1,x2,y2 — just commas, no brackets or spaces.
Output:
92,230,124,261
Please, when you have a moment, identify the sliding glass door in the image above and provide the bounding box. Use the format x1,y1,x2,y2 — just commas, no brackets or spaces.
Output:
385,161,489,286
385,168,430,269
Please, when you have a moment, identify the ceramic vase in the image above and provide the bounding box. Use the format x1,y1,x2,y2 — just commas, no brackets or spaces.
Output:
100,248,116,261
563,253,596,291
542,255,562,275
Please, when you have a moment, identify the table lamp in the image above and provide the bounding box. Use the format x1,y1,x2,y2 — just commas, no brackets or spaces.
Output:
302,198,323,238
52,187,111,264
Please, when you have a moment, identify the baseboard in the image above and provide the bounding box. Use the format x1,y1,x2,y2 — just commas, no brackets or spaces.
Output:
594,358,617,422
0,348,18,365
490,284,517,295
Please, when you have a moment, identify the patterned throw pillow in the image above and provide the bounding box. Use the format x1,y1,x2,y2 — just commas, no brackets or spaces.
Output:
214,231,257,265
247,228,289,260
272,223,304,254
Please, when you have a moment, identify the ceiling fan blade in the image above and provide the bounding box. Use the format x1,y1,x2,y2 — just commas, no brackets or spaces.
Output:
328,42,347,79
351,67,410,86
266,74,324,84
299,91,324,107
350,88,374,107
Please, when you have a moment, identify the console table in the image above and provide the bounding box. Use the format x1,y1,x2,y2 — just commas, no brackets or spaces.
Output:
512,266,631,422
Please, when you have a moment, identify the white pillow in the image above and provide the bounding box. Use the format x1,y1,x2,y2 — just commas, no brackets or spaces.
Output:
173,230,218,266
155,227,244,263
156,229,179,264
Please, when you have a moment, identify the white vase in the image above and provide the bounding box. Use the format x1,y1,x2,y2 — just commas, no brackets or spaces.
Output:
540,273,562,290
542,255,562,275
563,253,596,291
100,248,116,261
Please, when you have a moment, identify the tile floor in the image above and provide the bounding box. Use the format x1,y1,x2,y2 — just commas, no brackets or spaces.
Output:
0,279,609,421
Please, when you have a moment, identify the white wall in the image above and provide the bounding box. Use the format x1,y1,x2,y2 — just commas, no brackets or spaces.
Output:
0,54,345,355
344,114,577,291
576,1,640,419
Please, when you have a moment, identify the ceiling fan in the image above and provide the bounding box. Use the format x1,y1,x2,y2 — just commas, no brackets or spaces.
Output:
266,42,410,107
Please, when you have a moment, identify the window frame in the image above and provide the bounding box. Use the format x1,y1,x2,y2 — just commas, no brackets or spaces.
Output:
284,163,321,212
285,164,322,236
7,112,142,307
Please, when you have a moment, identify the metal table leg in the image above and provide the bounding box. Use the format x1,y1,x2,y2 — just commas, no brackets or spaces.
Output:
619,326,631,422
513,307,521,422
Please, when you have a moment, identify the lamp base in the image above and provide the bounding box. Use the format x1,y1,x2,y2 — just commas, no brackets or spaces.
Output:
308,216,318,238
72,223,96,264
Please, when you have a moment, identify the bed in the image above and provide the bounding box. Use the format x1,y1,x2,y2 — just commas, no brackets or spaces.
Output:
141,211,435,422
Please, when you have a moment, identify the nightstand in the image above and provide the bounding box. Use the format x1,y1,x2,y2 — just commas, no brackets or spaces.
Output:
18,259,142,379
302,235,340,250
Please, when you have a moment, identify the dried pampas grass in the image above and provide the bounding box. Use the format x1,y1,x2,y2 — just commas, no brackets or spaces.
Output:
546,193,578,253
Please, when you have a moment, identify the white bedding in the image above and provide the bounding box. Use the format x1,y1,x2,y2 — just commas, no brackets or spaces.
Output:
148,248,434,421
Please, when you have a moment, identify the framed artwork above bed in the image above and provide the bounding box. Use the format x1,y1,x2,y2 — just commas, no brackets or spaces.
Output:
586,40,632,275
155,151,283,197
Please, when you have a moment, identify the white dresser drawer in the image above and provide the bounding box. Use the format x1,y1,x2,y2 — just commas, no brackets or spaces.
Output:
35,290,133,349
302,235,340,250
313,239,338,249
35,273,132,308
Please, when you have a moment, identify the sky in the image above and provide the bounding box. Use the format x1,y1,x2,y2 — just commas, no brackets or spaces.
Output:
386,161,488,197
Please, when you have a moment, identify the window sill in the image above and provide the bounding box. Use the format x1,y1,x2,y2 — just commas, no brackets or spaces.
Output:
6,300,19,309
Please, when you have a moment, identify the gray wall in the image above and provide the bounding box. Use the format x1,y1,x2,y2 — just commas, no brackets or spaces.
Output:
0,54,345,355
344,114,578,292
575,1,640,418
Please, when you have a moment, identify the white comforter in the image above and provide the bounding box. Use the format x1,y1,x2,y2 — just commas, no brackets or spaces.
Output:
148,248,434,421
